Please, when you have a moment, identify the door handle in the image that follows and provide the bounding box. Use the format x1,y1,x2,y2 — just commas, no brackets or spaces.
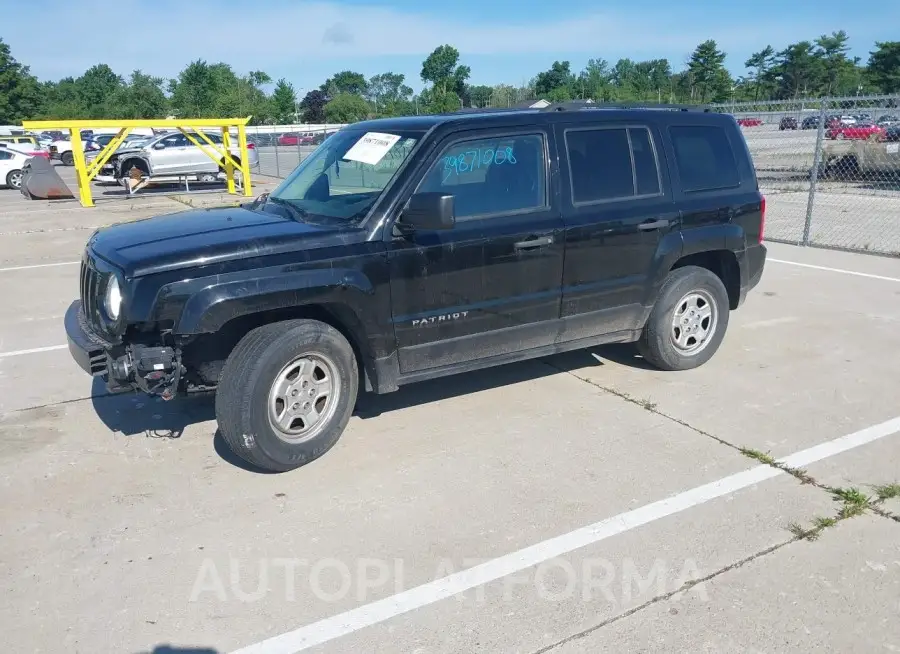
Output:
638,219,670,231
514,235,554,250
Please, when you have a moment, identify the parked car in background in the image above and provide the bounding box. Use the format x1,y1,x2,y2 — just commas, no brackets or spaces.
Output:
876,115,899,127
801,116,821,130
1,142,50,160
0,147,31,189
826,122,885,140
0,133,41,149
97,129,259,183
49,138,101,165
884,126,900,142
277,132,317,146
736,117,763,127
779,116,798,130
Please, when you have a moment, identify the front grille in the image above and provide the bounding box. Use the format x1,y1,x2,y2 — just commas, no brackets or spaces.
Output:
79,257,106,334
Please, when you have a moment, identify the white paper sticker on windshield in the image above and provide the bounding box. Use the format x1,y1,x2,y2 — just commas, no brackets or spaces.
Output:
343,132,401,165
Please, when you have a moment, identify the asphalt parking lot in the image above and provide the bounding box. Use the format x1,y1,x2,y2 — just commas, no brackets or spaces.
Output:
1,168,899,654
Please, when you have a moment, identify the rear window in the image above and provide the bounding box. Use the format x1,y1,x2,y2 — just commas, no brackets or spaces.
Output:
669,125,740,192
565,126,662,204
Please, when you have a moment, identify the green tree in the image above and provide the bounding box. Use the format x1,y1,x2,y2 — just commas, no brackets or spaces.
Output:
300,89,328,123
770,42,822,99
168,60,224,117
420,45,470,98
815,31,855,95
576,59,613,101
367,72,413,115
321,70,368,96
534,60,575,98
687,40,732,103
744,46,775,100
75,64,124,118
866,41,900,93
113,71,168,118
271,78,298,123
323,93,370,123
467,85,494,108
0,38,42,122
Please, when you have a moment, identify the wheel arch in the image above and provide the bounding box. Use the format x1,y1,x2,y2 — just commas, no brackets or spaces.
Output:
670,250,741,310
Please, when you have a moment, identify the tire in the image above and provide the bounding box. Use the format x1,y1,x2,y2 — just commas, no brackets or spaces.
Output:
61,151,74,166
215,319,359,472
6,169,23,189
637,265,730,371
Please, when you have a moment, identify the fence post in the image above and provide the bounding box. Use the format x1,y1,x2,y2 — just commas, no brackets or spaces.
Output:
802,98,827,246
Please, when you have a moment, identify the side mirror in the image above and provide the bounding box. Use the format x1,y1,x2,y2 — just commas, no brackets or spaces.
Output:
400,192,455,231
153,142,166,150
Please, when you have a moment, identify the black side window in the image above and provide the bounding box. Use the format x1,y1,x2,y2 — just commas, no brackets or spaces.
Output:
565,126,661,203
0,150,12,160
416,133,546,220
669,125,740,192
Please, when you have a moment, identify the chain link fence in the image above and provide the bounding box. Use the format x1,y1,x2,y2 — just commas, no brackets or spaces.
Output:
246,124,346,179
710,95,900,256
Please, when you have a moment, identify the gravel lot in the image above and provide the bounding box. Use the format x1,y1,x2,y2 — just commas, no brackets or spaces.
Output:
1,165,899,653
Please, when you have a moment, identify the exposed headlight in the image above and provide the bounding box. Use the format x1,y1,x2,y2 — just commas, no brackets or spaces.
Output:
105,275,122,320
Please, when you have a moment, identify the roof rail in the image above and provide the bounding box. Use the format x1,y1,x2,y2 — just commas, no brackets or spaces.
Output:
445,106,534,115
540,102,712,113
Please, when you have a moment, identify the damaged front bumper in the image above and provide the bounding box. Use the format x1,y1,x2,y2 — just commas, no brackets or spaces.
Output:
64,299,182,398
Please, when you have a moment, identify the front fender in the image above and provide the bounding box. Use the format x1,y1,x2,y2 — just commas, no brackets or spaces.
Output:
175,268,375,335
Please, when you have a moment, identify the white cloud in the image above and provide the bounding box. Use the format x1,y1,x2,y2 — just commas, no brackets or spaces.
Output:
5,0,895,80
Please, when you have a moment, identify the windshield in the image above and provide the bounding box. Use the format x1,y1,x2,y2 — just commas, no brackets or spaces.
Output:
269,128,420,224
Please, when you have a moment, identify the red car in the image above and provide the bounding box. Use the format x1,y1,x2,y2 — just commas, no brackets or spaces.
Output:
277,132,316,146
736,117,763,127
826,123,885,140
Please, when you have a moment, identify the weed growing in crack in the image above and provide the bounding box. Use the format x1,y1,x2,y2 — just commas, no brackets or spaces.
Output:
788,522,821,541
812,516,837,530
872,483,900,501
739,448,777,466
831,487,872,519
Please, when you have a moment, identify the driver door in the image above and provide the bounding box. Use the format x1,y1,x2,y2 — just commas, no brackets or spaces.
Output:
387,127,565,374
151,133,190,175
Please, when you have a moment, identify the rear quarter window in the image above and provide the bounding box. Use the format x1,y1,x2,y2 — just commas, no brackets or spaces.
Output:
669,125,741,193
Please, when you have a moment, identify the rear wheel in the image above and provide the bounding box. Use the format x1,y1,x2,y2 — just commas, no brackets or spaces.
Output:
6,169,23,189
637,266,730,371
215,319,359,472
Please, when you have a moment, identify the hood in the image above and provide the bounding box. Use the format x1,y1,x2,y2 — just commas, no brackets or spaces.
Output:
88,204,351,278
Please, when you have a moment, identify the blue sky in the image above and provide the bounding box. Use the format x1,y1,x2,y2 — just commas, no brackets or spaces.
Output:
6,0,899,95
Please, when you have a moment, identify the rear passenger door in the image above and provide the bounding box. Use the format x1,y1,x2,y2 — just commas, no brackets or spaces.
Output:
663,123,753,253
555,122,680,337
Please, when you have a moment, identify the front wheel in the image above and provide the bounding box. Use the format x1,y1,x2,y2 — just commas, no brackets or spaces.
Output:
215,319,359,472
6,169,23,189
60,151,74,166
637,266,730,371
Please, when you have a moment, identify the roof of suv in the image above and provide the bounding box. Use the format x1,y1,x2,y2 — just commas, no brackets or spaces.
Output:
348,103,727,134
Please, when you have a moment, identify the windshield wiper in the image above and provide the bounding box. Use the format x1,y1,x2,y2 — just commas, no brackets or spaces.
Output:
267,196,310,222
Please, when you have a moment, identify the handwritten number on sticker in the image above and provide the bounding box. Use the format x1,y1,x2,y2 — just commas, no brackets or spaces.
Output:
441,146,516,181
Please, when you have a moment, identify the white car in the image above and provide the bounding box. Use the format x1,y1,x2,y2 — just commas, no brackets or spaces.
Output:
49,139,100,166
0,147,30,190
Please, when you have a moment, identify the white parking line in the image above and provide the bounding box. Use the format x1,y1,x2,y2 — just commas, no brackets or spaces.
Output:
0,261,79,273
769,258,900,283
0,345,67,359
230,415,900,654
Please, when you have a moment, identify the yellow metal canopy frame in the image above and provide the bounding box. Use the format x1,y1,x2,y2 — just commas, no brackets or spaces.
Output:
21,118,254,207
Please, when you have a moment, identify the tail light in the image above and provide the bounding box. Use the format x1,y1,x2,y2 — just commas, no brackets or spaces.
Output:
245,142,255,149
759,194,766,244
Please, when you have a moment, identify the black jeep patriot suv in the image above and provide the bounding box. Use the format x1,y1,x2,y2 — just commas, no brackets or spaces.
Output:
65,103,767,472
